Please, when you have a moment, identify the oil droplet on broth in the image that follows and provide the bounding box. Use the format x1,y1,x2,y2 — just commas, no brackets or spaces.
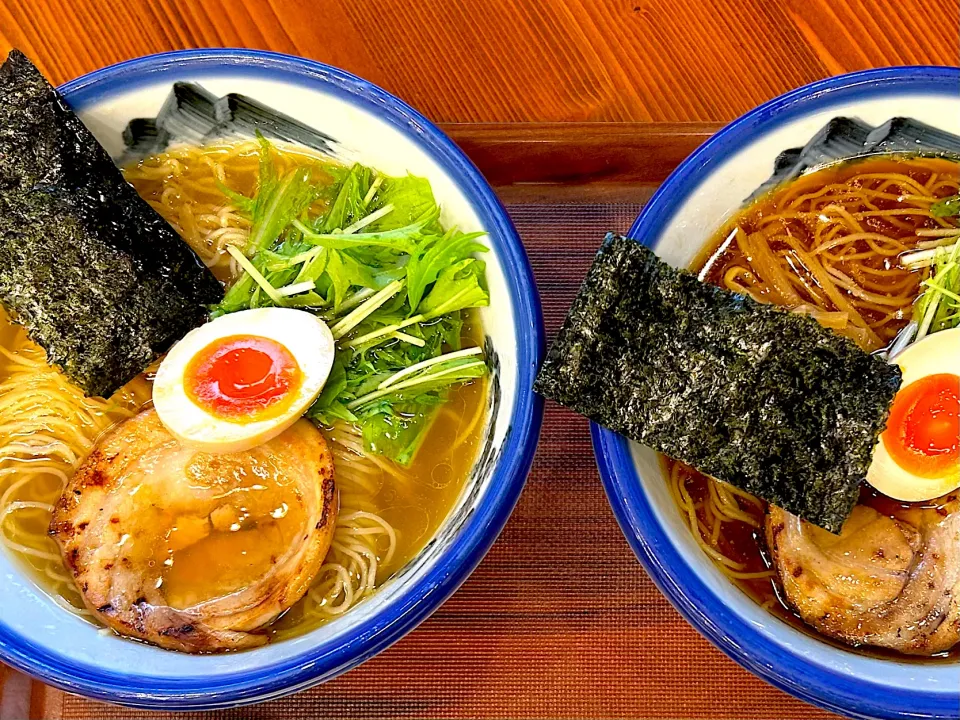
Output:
368,377,486,579
380,505,431,550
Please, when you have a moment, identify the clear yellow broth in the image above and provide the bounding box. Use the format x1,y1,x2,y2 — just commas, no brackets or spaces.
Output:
0,139,489,644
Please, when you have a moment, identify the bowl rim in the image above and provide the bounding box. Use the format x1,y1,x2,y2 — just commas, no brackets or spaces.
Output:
592,65,960,720
0,48,544,710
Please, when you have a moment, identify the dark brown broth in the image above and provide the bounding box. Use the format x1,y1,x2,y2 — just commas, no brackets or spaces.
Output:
670,155,960,661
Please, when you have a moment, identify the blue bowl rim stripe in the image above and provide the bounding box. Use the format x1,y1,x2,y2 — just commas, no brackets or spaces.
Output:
0,48,545,710
594,65,960,720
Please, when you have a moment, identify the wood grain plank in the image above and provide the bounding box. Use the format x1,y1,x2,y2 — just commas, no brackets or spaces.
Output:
0,0,955,124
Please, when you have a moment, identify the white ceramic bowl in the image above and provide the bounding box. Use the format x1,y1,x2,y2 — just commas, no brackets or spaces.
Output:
594,67,960,720
0,49,544,709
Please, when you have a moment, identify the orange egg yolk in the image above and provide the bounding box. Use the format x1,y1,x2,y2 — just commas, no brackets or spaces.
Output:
184,335,302,421
882,373,959,479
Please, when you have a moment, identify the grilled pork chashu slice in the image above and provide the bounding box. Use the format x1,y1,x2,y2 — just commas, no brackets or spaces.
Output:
50,409,337,652
766,496,960,655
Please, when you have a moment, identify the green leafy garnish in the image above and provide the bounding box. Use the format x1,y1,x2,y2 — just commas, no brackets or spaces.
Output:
240,133,331,256
341,347,487,466
367,175,440,231
348,347,487,410
321,163,375,232
292,209,439,254
915,239,960,340
931,195,960,218
406,228,487,309
419,259,489,316
212,137,490,465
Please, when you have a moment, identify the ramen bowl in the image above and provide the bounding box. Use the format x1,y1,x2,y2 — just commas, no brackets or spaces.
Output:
0,49,543,709
593,67,960,720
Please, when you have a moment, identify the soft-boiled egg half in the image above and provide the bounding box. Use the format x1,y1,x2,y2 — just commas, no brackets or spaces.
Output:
153,308,335,453
867,327,959,501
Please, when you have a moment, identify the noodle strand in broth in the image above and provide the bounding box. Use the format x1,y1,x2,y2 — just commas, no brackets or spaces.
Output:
0,316,149,614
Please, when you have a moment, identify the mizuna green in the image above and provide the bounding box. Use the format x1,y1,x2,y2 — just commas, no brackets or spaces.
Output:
213,135,490,465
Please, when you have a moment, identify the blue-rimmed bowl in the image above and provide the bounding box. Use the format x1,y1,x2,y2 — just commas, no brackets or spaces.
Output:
0,49,543,709
593,67,960,720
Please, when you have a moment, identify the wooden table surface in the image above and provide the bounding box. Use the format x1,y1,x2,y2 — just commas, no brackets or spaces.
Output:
0,1,958,718
1,0,958,123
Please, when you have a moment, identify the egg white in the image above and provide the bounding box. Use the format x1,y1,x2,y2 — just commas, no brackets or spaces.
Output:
866,327,960,501
153,308,335,454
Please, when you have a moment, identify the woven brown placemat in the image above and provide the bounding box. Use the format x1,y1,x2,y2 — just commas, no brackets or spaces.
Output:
36,203,840,720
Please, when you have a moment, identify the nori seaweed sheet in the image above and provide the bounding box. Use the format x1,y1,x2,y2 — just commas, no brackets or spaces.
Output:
0,51,223,397
535,234,902,533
